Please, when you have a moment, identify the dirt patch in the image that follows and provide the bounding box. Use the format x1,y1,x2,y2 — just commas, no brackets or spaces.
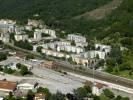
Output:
73,0,122,20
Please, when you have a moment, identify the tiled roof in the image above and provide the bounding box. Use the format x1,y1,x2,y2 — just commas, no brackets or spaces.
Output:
0,80,17,91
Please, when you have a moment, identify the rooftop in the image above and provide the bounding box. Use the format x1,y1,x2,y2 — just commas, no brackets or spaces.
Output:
0,80,17,91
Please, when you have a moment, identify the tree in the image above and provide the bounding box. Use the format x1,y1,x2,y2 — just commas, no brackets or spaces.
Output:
20,65,28,75
71,40,76,46
37,87,51,100
4,92,16,100
10,33,15,41
98,59,105,66
115,95,122,100
103,89,114,99
106,58,116,67
73,87,88,99
37,46,43,53
26,54,34,60
3,67,15,74
51,91,65,100
27,90,34,100
66,93,77,100
16,63,22,69
121,97,130,100
0,53,7,61
84,84,92,94
119,62,131,71
110,45,122,64
14,40,33,50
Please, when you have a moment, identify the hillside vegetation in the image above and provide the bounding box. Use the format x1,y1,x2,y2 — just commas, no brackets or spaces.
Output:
74,0,122,20
0,0,111,22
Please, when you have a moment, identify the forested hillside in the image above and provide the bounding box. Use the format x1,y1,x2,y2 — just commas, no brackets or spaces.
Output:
0,0,111,22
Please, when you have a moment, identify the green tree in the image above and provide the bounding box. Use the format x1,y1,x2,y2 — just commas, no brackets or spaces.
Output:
37,87,51,100
0,53,7,61
26,54,34,60
27,90,34,100
71,40,76,46
51,91,65,100
16,63,22,69
73,87,88,99
106,58,116,67
20,65,28,75
36,46,43,53
103,89,114,99
14,40,33,50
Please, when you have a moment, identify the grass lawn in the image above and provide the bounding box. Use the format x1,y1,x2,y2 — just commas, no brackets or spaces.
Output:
111,70,133,80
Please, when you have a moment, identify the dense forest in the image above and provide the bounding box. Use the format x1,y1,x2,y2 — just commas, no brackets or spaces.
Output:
0,0,111,22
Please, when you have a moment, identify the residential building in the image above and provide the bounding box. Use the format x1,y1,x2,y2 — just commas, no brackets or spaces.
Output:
56,41,71,46
34,29,42,41
15,26,25,34
0,33,10,43
17,83,35,90
83,51,106,59
27,19,42,28
6,62,18,70
17,80,39,91
41,61,57,69
34,93,45,100
0,19,15,33
71,55,89,66
25,25,33,31
57,45,84,54
0,97,3,100
75,42,88,47
42,28,56,38
67,34,86,43
95,44,111,54
41,48,70,58
15,34,28,41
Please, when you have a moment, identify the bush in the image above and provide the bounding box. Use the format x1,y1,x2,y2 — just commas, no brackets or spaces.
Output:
103,89,114,99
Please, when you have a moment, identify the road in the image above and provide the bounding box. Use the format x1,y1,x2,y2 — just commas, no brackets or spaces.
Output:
56,61,133,89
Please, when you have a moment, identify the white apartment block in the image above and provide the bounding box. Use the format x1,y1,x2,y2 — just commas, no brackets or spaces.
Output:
82,51,106,59
15,26,25,34
56,41,71,46
67,34,86,43
34,30,42,41
27,19,42,27
95,44,111,54
0,20,15,33
33,41,71,52
15,34,28,41
57,45,84,54
42,28,56,38
0,33,10,43
71,54,89,66
75,42,88,47
41,48,70,58
25,25,33,31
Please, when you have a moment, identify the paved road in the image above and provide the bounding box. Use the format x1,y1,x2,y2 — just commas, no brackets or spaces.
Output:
56,61,133,89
